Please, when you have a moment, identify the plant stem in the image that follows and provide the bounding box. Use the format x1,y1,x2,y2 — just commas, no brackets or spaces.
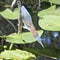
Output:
9,43,13,50
2,16,17,32
17,0,22,34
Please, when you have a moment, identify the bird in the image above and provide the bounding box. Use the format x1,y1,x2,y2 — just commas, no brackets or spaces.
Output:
21,6,44,48
11,0,44,48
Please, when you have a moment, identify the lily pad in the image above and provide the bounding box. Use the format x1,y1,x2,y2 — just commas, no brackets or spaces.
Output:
39,15,60,31
49,0,60,5
42,0,60,5
1,49,36,60
6,30,43,44
0,8,18,20
38,5,60,18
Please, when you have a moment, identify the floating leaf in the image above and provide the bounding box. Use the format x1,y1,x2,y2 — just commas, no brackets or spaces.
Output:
49,0,60,5
38,5,60,31
6,30,43,44
0,8,18,20
42,0,60,5
38,5,56,17
1,49,36,60
39,15,60,31
38,5,60,18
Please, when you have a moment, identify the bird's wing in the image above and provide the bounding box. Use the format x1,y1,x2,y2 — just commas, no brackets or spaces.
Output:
21,6,44,48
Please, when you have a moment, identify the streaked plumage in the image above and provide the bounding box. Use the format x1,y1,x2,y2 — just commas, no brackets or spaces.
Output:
21,6,44,48
11,0,44,48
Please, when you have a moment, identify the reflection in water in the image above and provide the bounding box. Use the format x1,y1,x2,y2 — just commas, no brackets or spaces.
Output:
41,36,51,45
46,37,51,45
40,31,60,60
41,31,59,45
53,32,59,38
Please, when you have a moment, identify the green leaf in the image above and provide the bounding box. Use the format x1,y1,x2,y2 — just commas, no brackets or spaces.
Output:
38,5,60,18
6,30,43,44
38,5,60,31
49,0,60,5
38,5,56,17
1,49,36,60
39,15,60,31
0,8,18,20
42,0,60,5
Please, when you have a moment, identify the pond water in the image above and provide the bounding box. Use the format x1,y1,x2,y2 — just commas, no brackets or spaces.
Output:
41,31,59,46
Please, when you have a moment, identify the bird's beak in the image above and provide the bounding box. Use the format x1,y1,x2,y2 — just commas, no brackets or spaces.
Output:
29,26,44,48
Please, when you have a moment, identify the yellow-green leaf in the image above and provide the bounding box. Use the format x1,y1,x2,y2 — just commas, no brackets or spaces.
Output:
0,8,18,20
39,15,60,31
49,0,60,5
6,30,43,44
1,49,36,60
38,5,60,18
38,5,56,17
